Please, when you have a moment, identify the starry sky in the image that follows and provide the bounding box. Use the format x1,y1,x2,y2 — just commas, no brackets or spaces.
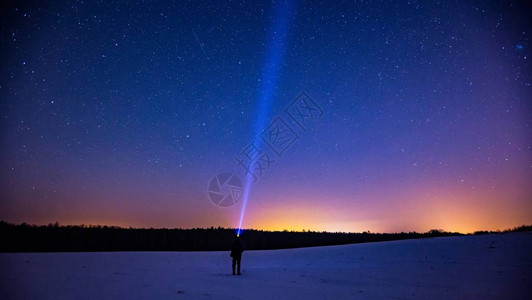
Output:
1,0,531,233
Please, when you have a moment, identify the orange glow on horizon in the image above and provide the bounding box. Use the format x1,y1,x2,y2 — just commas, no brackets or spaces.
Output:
5,179,530,234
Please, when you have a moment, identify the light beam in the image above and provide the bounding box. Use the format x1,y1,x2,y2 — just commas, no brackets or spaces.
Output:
237,0,295,236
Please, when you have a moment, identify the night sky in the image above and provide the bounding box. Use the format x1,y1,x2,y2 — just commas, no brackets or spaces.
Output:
1,0,531,233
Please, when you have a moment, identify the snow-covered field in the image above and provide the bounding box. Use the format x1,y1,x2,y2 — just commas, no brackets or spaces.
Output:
1,233,531,299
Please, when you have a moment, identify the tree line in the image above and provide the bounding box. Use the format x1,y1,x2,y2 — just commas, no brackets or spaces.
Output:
1,221,528,252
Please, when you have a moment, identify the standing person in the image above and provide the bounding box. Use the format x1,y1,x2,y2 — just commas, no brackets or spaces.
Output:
230,236,244,275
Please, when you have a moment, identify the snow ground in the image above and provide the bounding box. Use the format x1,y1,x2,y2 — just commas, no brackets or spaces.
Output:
1,233,531,299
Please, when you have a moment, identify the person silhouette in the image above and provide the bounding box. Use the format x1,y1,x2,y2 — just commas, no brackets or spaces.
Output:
230,236,244,275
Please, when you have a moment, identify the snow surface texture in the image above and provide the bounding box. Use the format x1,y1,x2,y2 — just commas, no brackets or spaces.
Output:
1,233,531,299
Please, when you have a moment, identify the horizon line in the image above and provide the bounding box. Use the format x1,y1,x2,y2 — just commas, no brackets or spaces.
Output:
2,220,530,235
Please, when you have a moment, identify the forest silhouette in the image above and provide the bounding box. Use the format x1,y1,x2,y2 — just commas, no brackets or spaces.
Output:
1,221,529,252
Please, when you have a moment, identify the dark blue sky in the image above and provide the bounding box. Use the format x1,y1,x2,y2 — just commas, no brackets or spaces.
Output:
1,0,530,232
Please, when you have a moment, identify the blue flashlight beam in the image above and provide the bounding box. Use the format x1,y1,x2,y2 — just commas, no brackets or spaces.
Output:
237,0,295,234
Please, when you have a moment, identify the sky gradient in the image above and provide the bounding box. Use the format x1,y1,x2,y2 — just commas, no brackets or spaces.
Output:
1,0,531,233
